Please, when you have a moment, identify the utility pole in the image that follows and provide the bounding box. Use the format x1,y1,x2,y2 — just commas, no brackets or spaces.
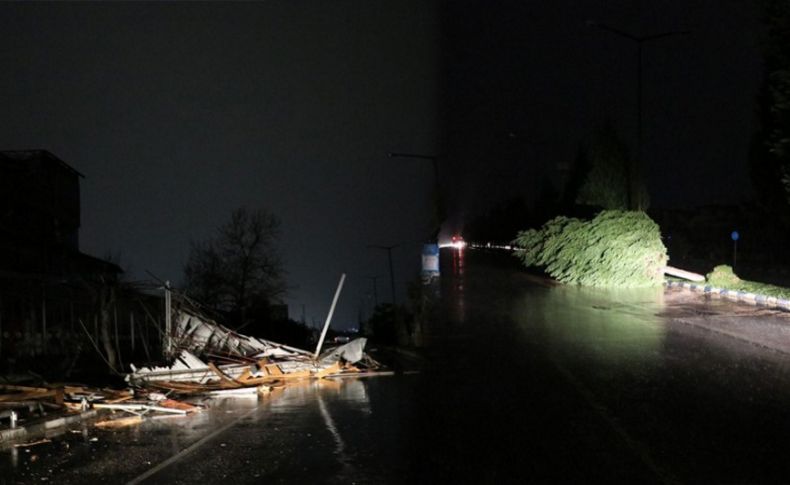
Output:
367,244,399,305
367,275,381,306
587,20,689,210
164,281,172,358
41,287,47,353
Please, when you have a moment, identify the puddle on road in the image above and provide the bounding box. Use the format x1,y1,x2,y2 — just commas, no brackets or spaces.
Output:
0,378,384,484
512,285,668,366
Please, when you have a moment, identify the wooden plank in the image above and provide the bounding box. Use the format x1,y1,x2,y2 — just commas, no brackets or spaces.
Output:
13,438,51,448
207,362,243,388
314,362,342,379
149,381,223,393
95,416,143,428
0,385,50,393
0,390,57,402
158,399,201,413
277,369,311,379
263,364,283,376
324,370,397,379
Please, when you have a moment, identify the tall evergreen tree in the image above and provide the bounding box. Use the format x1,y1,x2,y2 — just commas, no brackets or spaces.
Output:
576,121,649,210
561,143,590,210
751,0,790,212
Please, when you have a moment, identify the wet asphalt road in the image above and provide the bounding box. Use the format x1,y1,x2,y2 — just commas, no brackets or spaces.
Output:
6,250,790,483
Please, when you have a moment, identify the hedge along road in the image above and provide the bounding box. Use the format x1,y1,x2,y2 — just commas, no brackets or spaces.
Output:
5,250,790,483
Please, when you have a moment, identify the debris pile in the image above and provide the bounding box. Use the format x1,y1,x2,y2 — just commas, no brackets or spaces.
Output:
126,308,382,394
1,295,386,441
91,390,203,428
0,384,68,429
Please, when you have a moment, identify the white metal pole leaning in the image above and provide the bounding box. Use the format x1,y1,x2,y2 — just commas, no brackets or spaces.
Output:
314,273,347,359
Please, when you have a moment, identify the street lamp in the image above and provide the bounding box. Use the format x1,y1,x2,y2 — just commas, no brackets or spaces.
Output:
587,20,689,210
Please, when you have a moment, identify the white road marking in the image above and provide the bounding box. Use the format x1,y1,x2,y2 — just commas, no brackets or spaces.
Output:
126,406,261,485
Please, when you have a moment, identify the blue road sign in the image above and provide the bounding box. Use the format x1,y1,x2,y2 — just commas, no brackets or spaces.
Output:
421,243,440,281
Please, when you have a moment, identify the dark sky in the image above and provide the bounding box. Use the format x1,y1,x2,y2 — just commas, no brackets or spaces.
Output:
0,1,763,329
442,0,762,218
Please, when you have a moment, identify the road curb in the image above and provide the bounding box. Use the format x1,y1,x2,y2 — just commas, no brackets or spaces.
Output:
665,280,790,311
0,409,99,444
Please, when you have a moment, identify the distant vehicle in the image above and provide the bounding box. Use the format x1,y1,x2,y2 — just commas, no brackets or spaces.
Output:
438,235,467,250
450,235,467,250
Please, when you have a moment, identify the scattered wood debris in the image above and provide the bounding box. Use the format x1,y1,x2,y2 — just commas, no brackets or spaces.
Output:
0,304,392,439
12,438,51,448
93,402,193,416
126,308,384,395
94,416,143,429
0,381,203,434
207,386,271,398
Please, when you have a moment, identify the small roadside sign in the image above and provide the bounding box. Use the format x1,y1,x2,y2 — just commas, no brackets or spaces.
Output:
421,244,440,282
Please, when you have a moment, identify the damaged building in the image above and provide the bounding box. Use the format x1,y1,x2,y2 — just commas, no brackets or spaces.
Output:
127,299,381,393
0,150,162,376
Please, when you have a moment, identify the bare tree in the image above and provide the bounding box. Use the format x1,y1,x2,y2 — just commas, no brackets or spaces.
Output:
183,207,285,327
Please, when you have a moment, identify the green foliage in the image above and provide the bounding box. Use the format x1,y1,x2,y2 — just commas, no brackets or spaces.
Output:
705,264,790,299
705,265,742,288
514,210,667,287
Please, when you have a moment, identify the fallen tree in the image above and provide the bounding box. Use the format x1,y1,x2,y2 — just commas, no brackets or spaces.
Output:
513,210,668,287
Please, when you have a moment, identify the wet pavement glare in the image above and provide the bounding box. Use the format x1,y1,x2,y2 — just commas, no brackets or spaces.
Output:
5,250,790,483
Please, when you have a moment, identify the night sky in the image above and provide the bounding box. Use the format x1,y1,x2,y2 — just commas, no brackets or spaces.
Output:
0,1,763,329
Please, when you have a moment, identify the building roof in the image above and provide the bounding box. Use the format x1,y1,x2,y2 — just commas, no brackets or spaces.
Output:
0,149,85,178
